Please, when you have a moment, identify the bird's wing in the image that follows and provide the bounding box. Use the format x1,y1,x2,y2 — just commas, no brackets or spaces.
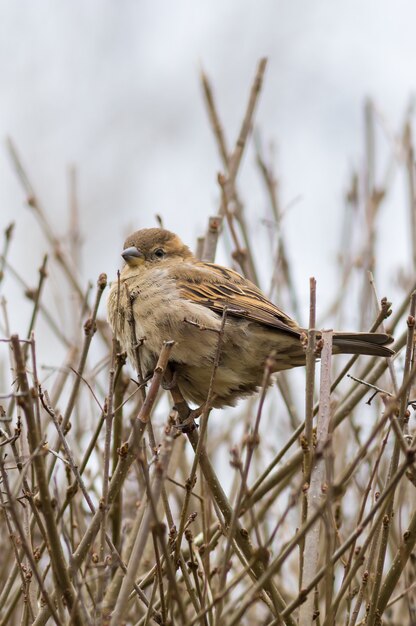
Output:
175,261,301,337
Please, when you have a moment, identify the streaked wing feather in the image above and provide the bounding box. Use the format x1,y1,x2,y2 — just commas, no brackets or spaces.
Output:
178,262,301,337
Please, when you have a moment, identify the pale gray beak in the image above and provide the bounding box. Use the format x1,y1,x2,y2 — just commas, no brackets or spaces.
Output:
121,246,144,262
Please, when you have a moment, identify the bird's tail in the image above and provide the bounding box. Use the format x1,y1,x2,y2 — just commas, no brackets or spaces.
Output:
331,332,394,357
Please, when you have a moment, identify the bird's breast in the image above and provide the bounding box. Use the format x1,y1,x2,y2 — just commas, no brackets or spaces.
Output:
108,267,222,374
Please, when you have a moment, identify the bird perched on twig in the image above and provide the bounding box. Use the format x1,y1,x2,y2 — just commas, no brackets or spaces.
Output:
107,228,394,409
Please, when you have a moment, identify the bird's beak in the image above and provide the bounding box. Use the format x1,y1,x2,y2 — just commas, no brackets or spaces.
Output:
121,246,145,265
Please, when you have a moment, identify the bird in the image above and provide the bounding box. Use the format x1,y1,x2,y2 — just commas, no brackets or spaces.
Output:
107,228,394,409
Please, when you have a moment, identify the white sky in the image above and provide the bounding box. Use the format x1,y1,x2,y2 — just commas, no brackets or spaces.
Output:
0,0,415,337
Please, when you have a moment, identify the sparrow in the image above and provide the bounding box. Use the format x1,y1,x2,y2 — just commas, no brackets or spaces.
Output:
107,228,394,409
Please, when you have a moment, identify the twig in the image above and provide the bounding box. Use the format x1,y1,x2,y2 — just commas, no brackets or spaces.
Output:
299,277,317,584
167,386,294,625
201,216,223,263
71,341,174,572
299,330,333,624
0,222,14,290
33,342,174,626
215,354,274,624
10,335,84,625
109,420,175,626
367,293,416,623
47,272,107,478
7,138,85,302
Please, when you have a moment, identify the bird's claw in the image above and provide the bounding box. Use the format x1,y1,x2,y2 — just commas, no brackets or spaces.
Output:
173,404,205,434
130,373,152,388
174,416,199,434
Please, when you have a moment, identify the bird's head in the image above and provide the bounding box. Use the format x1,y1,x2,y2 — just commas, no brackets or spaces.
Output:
121,228,193,268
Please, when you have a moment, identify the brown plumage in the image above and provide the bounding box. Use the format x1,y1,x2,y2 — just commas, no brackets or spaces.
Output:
107,228,394,408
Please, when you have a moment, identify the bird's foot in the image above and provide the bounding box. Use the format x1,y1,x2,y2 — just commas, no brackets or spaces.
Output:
130,373,152,388
173,404,205,434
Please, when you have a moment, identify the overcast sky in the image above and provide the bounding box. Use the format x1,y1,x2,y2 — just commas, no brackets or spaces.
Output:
1,0,415,339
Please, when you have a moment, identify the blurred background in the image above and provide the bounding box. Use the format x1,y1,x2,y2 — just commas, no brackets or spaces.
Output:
0,0,415,345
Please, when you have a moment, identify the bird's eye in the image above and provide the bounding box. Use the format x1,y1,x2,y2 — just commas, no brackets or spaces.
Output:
153,248,165,259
